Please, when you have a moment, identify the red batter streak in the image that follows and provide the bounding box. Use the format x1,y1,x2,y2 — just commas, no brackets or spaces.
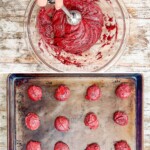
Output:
54,141,69,150
86,143,100,150
37,0,103,54
113,111,128,126
25,113,40,130
115,141,131,150
26,141,41,150
84,112,99,129
55,116,70,132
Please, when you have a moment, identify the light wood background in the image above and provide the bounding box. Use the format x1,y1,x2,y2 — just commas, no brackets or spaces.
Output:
0,0,150,73
0,0,150,149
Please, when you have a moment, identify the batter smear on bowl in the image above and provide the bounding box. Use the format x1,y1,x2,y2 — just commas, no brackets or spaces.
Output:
36,0,118,67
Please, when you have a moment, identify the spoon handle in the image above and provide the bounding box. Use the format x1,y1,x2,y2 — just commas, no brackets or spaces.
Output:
48,0,73,19
61,5,73,18
48,0,55,4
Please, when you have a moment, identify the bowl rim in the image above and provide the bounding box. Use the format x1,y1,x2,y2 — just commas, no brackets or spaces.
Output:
24,0,130,72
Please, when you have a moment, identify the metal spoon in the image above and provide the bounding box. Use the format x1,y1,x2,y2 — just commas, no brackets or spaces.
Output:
48,0,82,25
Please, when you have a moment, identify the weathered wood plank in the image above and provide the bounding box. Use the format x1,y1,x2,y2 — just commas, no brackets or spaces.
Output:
0,18,150,72
0,0,150,148
0,74,7,149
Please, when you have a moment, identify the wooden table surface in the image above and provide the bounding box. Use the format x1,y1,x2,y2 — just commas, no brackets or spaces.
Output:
0,0,150,149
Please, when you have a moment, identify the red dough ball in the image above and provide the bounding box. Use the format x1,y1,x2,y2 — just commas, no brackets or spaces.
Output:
86,143,100,150
115,83,131,99
85,84,101,101
115,141,131,150
84,112,99,129
55,116,70,132
55,85,70,101
28,85,42,101
25,113,40,130
26,141,41,150
54,141,69,150
113,111,128,126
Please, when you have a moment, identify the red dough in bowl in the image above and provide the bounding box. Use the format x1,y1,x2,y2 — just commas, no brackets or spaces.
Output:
84,112,99,129
26,141,41,150
28,85,42,101
25,113,40,130
113,111,128,126
55,85,71,101
37,0,104,54
54,141,69,150
115,83,132,99
85,84,101,101
114,141,131,150
55,116,70,132
86,143,100,150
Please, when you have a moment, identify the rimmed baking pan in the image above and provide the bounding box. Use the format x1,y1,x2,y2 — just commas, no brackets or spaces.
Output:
7,74,143,150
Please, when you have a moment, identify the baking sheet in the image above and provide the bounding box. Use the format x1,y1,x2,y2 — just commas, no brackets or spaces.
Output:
7,74,143,150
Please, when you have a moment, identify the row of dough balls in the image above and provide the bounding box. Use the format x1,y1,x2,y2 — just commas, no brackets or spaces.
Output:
25,83,132,150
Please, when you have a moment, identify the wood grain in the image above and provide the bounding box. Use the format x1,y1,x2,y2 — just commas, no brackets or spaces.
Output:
0,0,150,72
0,0,150,149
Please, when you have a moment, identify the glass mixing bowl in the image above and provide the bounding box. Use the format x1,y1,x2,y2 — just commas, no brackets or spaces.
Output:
24,0,129,72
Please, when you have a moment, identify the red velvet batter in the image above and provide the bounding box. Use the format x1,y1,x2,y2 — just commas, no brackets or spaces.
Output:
26,141,41,150
84,112,99,129
37,0,103,54
115,141,131,150
25,113,40,130
115,83,132,99
55,116,70,132
54,141,69,150
28,85,42,101
54,85,70,101
86,143,100,150
85,84,101,101
113,111,128,126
